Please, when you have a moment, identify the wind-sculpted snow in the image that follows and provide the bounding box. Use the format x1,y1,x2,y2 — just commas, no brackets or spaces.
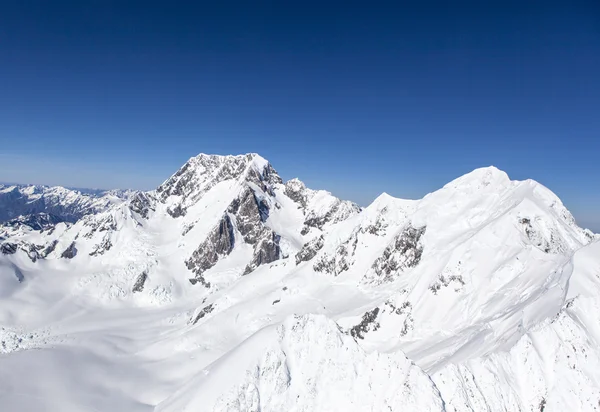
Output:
155,314,446,412
0,156,599,412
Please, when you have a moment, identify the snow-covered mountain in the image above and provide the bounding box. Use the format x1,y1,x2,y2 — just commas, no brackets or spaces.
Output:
0,153,598,412
0,183,135,224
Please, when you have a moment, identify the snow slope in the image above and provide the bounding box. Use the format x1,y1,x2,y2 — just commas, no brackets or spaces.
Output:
0,154,598,412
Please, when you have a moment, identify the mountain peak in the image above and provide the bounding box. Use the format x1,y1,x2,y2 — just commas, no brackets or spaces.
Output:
442,165,511,192
156,153,281,215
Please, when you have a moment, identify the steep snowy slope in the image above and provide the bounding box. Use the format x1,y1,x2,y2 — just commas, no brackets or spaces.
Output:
156,314,445,412
0,154,598,412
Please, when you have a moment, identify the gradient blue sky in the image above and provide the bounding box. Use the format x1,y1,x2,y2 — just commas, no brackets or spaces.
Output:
1,1,599,230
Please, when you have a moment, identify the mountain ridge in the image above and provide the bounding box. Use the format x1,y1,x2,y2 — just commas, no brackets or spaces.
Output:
0,153,599,412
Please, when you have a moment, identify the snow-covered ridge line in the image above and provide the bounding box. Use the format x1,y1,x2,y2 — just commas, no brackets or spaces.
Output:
0,153,599,412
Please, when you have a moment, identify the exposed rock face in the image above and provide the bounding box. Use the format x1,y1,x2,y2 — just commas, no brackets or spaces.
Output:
314,232,359,276
82,214,117,239
132,272,148,293
190,303,214,325
60,242,78,259
295,235,325,265
21,243,43,263
157,153,281,217
166,204,186,218
186,214,235,287
0,242,18,255
183,158,291,282
243,232,281,275
350,307,380,339
285,178,360,236
227,188,267,244
90,234,113,256
284,178,308,209
302,200,351,234
362,224,426,285
186,185,285,282
129,192,156,219
42,240,58,258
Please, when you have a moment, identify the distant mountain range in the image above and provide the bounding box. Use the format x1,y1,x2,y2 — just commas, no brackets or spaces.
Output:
0,183,136,224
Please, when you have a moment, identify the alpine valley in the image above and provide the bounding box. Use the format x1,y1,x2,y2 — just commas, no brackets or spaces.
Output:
1,153,599,412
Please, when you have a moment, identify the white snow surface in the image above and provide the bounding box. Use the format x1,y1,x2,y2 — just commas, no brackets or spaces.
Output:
0,156,599,412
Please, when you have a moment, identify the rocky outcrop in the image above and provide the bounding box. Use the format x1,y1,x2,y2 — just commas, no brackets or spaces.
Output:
227,187,267,243
190,303,214,325
129,192,156,218
302,200,346,234
186,183,285,282
60,242,78,259
21,243,43,263
42,240,58,258
284,178,360,236
186,214,235,287
362,224,426,285
313,232,359,276
349,307,380,339
295,235,324,265
90,234,113,256
157,154,281,217
0,242,18,255
82,214,117,239
243,232,281,275
284,178,308,209
132,272,148,293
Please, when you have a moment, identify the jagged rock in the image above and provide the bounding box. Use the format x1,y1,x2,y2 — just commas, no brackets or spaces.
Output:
157,154,280,210
302,202,344,234
89,234,112,256
132,272,148,293
83,215,117,239
22,243,42,263
167,204,186,218
429,274,465,294
350,307,380,339
363,224,426,284
186,215,235,287
190,304,214,325
227,188,267,244
60,242,78,259
361,216,388,236
42,240,58,258
129,192,155,218
1,242,18,255
284,178,308,209
313,232,359,276
243,231,281,275
295,235,325,265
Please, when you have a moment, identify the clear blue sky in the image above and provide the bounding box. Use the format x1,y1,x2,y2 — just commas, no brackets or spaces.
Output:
0,1,599,231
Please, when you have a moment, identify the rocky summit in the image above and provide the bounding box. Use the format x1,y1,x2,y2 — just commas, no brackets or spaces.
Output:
0,153,599,412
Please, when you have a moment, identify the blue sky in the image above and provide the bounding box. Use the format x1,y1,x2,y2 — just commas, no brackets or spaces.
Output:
0,2,599,231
